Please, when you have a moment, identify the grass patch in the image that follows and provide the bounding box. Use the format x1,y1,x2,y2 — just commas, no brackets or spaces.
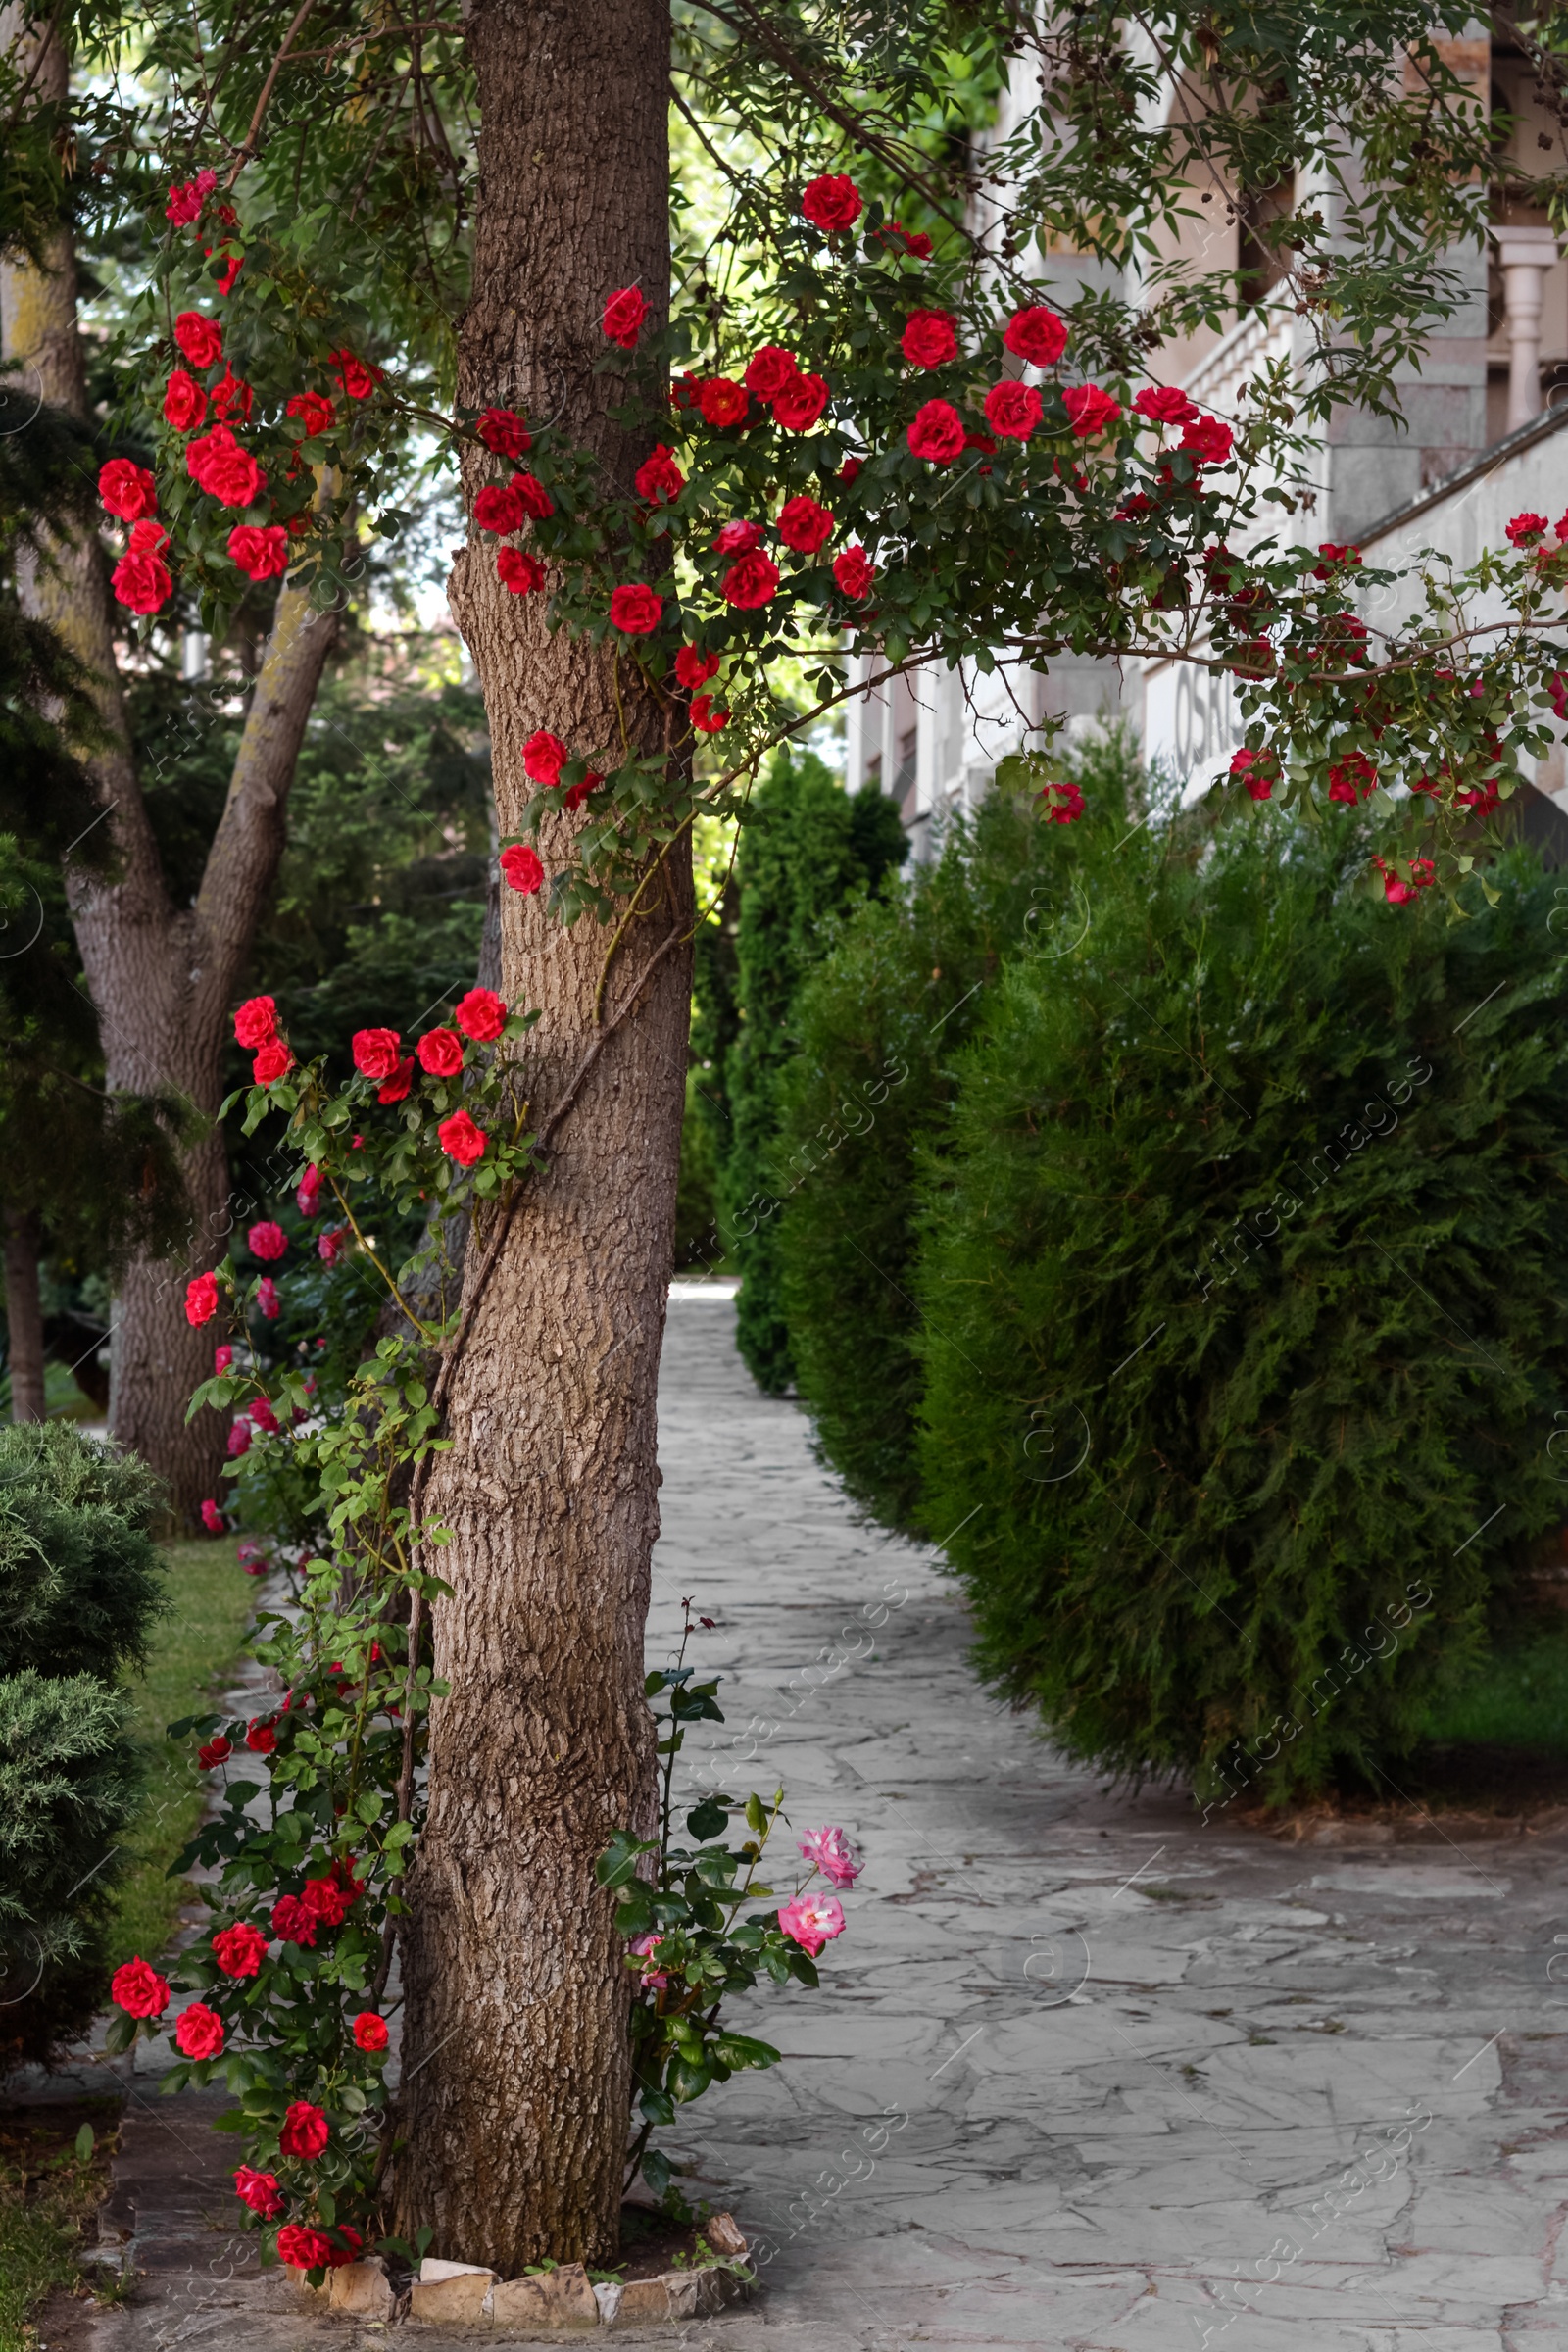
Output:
1417,1626,1568,1754
107,1537,256,1966
0,2106,119,2352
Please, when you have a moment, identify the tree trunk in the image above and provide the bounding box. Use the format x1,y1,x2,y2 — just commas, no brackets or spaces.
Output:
2,1210,47,1423
0,18,340,1522
396,0,685,2271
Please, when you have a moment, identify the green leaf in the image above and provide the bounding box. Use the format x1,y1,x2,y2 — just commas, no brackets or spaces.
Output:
744,1793,767,1836
712,2034,780,2071
74,2124,95,2163
685,1798,728,1842
638,2086,676,2127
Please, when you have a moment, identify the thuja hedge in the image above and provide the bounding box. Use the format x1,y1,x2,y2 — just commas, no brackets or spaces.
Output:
709,748,905,1392
779,793,1568,1802
773,734,1139,1532
0,1423,165,2068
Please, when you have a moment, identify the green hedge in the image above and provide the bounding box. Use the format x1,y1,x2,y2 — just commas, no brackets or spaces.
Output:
773,735,1137,1530
0,1423,165,2069
710,750,905,1391
775,766,1568,1802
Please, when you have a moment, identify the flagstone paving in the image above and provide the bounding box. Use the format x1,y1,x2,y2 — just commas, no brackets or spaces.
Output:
29,1284,1568,2349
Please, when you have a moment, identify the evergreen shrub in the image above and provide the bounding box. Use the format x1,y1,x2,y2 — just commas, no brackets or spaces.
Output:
714,750,905,1391
0,1422,165,2067
773,733,1138,1531
914,825,1568,1803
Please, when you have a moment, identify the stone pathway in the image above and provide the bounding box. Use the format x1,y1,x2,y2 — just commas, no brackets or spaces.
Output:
30,1286,1568,2349
647,1287,1568,2350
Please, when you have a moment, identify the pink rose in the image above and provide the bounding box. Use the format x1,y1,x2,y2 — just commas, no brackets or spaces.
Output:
200,1498,224,1535
256,1276,280,1319
798,1826,862,1887
630,1932,668,1988
247,1220,286,1261
777,1894,846,1957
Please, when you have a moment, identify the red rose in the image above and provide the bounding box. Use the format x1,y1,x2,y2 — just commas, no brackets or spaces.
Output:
210,368,252,423
301,1874,353,1928
111,1956,171,2019
833,543,876,599
691,693,728,733
1313,541,1362,578
744,345,800,401
455,986,506,1043
417,1027,465,1077
233,2166,284,2219
212,1922,269,1977
256,1276,280,1319
285,391,335,439
252,1040,292,1085
523,728,568,785
174,2002,225,2061
602,285,649,348
1061,383,1122,437
215,254,243,296
296,1165,322,1218
329,348,380,400
771,373,829,432
99,460,158,520
1328,751,1377,804
501,844,544,894
1506,511,1549,547
777,494,835,553
276,2226,333,2273
1002,304,1068,367
1182,414,1233,466
185,1272,220,1327
634,443,684,503
801,172,862,232
353,2012,389,2052
186,425,266,507
510,471,555,518
112,550,172,614
1231,747,1277,802
246,1716,277,1754
721,550,780,609
563,770,601,811
228,524,289,581
377,1056,415,1103
174,311,223,368
901,310,956,369
248,1220,286,1262
1133,385,1198,425
985,380,1043,440
233,995,276,1048
227,1421,252,1458
271,1894,317,1947
610,581,663,633
713,519,765,555
352,1028,403,1080
674,645,719,689
164,370,207,431
1039,779,1085,825
198,1731,230,1762
438,1109,487,1166
165,172,213,225
473,482,526,534
318,1227,346,1263
697,376,749,429
498,547,546,594
906,399,966,464
477,405,529,456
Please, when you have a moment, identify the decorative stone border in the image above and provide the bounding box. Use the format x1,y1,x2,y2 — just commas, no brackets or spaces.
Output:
309,2214,754,2329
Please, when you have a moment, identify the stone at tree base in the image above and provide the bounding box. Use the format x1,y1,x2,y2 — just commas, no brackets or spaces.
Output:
327,2255,395,2318
704,2210,748,2258
490,2263,599,2328
410,2258,496,2323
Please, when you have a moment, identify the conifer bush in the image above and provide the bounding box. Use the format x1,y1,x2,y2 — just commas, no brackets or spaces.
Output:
0,1423,165,2067
773,735,1138,1531
914,827,1568,1803
714,750,905,1392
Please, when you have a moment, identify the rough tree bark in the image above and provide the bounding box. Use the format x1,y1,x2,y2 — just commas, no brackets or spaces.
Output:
0,17,340,1521
396,0,687,2271
2,1209,47,1422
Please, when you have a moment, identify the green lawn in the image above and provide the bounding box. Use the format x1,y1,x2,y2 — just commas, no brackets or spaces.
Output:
1416,1625,1568,1753
107,1536,258,1966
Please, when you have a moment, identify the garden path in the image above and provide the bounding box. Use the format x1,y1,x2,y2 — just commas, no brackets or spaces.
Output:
43,1283,1568,2351
648,1284,1568,2352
